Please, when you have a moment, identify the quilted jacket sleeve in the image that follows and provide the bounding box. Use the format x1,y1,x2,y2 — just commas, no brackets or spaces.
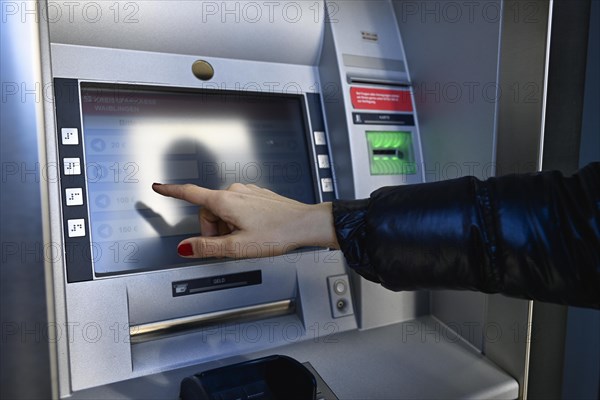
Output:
333,163,600,308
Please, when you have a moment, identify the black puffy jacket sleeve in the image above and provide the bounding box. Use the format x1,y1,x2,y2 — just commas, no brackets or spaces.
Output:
333,162,600,308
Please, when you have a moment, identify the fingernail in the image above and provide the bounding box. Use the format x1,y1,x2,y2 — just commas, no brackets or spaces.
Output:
152,182,163,186
177,243,194,257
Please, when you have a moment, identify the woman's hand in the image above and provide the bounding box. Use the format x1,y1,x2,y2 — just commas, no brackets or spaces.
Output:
152,183,339,259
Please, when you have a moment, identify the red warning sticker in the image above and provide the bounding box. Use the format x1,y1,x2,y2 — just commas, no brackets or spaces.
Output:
350,87,413,112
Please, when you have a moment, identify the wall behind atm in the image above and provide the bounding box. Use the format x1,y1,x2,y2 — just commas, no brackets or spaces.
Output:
562,1,600,398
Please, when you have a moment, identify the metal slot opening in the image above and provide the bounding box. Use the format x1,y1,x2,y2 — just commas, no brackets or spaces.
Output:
129,299,295,344
373,149,403,157
347,75,411,87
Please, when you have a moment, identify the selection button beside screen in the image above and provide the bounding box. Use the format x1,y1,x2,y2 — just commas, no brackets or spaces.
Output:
314,131,327,145
67,219,86,238
61,128,79,145
321,178,333,193
65,188,84,206
63,158,81,176
317,155,330,169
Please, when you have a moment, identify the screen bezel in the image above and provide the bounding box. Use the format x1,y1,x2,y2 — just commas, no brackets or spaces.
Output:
77,80,322,279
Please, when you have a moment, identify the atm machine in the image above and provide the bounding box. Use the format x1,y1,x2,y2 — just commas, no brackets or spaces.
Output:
14,0,528,398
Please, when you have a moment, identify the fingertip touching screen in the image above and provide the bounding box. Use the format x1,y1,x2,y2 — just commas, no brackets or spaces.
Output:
79,83,317,276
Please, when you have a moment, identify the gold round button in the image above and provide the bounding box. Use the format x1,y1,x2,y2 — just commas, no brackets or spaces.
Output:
191,60,214,81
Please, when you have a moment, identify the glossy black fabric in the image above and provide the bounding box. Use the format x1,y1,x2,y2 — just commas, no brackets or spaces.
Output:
333,162,600,308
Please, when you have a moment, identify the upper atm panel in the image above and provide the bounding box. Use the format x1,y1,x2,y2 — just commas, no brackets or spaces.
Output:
330,0,410,85
47,1,325,65
320,0,425,199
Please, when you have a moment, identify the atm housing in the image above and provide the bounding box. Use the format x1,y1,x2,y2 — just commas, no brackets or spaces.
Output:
41,1,519,398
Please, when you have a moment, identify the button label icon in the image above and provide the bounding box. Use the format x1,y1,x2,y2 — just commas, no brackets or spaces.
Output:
65,188,84,206
314,131,327,145
64,158,81,176
61,128,79,145
317,154,330,169
321,178,334,193
67,219,86,238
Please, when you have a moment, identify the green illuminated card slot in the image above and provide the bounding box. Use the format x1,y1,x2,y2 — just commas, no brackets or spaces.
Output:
366,131,416,175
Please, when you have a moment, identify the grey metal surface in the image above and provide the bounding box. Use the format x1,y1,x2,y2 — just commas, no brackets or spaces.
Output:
50,44,321,94
526,302,567,400
47,0,325,66
487,1,552,399
124,257,298,327
393,0,501,181
541,0,590,174
342,54,406,73
60,250,354,391
68,317,519,400
392,0,503,351
528,1,593,399
38,7,73,396
494,0,550,175
0,3,53,399
130,299,295,341
394,4,564,399
319,0,429,331
327,0,425,199
318,20,354,200
429,290,488,351
45,39,346,394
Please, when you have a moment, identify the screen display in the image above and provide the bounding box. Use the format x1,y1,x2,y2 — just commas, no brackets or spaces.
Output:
80,83,316,275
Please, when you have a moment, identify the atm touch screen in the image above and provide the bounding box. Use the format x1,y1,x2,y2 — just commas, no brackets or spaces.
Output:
79,83,317,275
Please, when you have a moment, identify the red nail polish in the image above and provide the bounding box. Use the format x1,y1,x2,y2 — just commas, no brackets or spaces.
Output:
177,243,193,257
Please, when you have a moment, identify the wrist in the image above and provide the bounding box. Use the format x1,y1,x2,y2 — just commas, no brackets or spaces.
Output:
298,202,339,249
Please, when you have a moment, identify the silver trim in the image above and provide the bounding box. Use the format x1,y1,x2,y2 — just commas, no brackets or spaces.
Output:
485,1,552,398
76,80,99,280
522,300,534,399
303,94,325,203
523,6,554,399
490,0,505,175
538,0,554,171
130,299,295,343
34,1,59,398
37,1,72,397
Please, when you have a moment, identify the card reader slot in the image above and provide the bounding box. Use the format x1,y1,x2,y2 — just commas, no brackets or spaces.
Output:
372,149,399,156
129,299,294,344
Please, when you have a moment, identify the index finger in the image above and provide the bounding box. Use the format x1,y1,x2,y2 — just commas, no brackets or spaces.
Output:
152,183,215,206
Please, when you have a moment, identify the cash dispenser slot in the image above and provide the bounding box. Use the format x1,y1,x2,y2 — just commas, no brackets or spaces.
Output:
130,299,295,344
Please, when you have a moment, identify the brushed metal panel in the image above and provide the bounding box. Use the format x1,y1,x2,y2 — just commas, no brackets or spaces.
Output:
0,2,53,399
487,2,552,399
47,1,324,66
393,0,503,351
